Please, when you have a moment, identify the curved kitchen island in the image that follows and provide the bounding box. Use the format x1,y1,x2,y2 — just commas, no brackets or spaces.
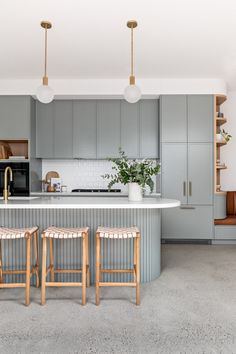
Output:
0,196,180,284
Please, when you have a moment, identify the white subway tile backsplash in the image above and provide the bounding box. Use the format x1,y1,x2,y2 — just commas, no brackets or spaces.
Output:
42,159,158,193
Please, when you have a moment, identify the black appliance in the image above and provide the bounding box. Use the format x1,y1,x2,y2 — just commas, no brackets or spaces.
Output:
72,188,121,193
0,162,30,196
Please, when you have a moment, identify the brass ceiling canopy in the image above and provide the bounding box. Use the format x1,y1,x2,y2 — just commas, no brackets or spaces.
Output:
127,20,138,29
40,21,52,29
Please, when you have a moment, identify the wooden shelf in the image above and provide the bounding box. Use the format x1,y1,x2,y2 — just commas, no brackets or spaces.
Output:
216,165,227,170
216,141,227,147
216,95,227,106
216,117,227,126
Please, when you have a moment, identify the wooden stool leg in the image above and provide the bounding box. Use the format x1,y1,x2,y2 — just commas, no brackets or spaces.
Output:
136,234,140,306
86,232,90,288
82,233,86,305
25,236,31,306
0,240,3,283
41,237,47,305
34,231,40,288
133,238,137,283
96,233,100,305
49,238,55,282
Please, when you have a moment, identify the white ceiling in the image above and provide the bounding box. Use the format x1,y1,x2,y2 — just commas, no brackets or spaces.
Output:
1,0,236,88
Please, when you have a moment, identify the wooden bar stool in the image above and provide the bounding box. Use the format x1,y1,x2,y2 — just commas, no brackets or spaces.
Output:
96,227,141,305
41,226,90,306
0,226,39,306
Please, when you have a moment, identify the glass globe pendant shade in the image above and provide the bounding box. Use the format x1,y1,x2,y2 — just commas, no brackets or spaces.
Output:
36,84,54,104
124,84,141,103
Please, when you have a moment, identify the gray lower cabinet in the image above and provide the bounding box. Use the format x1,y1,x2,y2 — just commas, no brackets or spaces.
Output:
162,206,213,239
0,96,31,139
73,101,97,158
97,100,121,158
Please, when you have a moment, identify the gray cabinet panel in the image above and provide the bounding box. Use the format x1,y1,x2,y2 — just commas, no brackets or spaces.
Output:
188,143,213,205
36,102,54,158
188,95,213,142
215,226,236,240
162,206,213,239
161,95,187,142
161,143,187,204
73,101,97,158
54,101,73,158
97,100,121,158
140,100,159,158
121,101,139,158
0,96,31,139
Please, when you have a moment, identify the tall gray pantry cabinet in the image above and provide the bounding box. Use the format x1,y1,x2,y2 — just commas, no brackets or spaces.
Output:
161,95,214,240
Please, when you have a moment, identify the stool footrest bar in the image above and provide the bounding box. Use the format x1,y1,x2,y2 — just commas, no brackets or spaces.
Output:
45,282,82,287
99,282,136,287
100,269,134,273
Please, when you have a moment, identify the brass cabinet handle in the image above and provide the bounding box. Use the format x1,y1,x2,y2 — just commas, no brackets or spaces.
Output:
183,181,186,196
180,206,196,210
189,181,192,196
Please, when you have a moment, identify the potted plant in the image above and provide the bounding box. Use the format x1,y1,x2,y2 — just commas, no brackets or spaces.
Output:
102,149,160,201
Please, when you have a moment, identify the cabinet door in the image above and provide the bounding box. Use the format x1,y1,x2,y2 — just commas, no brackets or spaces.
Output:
162,206,213,239
73,101,97,158
188,95,213,142
161,143,187,204
161,95,187,143
97,100,121,158
54,101,73,158
140,100,159,158
187,143,213,205
36,101,54,158
121,101,139,158
0,96,31,139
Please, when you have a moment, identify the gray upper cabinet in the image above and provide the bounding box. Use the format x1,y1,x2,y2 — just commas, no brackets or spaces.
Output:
36,101,73,158
73,101,97,159
121,101,139,158
0,96,31,139
54,101,73,158
161,95,187,143
162,143,187,204
188,143,213,205
97,100,121,158
140,100,159,158
36,102,54,158
187,95,213,142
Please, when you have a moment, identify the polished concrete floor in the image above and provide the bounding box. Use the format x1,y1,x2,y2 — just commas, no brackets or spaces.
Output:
1,245,236,353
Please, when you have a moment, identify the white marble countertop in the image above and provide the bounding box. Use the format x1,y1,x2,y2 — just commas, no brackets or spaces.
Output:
0,196,180,209
31,192,161,197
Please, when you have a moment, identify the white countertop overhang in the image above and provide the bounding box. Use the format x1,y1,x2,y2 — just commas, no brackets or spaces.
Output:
0,196,180,209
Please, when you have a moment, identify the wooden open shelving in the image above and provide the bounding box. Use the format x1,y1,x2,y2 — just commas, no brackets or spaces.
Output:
214,94,228,193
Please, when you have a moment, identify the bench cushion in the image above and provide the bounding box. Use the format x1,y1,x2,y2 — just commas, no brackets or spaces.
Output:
214,216,236,225
227,192,236,215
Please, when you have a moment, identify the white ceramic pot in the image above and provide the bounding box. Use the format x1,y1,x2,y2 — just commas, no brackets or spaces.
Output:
128,183,143,202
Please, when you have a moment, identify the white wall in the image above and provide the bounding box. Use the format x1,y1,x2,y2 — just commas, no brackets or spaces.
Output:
220,91,236,190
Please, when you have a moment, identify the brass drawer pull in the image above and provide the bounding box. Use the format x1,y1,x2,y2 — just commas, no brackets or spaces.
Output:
189,181,192,196
183,182,186,196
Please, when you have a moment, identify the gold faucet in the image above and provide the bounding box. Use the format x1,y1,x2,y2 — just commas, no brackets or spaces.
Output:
3,166,13,201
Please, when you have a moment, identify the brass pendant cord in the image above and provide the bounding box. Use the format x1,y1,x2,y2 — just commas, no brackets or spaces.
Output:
44,26,48,78
131,25,134,77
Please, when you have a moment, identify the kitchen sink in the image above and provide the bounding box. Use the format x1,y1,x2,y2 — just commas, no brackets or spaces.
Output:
0,196,39,200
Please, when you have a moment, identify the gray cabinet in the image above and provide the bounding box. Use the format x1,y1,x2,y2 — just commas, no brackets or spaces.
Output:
162,206,213,239
54,101,73,158
0,96,31,139
97,100,121,158
73,101,97,158
161,95,187,143
121,101,139,158
36,102,54,158
188,143,213,205
161,95,213,143
188,95,213,142
140,100,159,158
161,143,187,204
36,101,73,158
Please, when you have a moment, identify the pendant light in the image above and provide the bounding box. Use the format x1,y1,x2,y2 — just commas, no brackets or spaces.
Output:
36,21,54,104
124,20,141,103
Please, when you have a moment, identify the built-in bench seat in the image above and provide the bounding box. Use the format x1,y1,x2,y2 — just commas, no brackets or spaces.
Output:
215,192,236,225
